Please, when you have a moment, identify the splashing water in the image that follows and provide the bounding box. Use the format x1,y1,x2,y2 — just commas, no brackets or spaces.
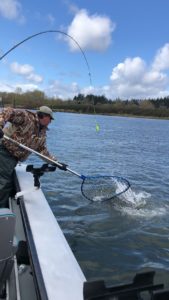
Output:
121,188,149,207
115,182,168,218
82,175,130,202
121,204,167,218
115,180,149,207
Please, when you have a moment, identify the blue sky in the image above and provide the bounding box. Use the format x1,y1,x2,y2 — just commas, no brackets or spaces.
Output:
0,0,169,100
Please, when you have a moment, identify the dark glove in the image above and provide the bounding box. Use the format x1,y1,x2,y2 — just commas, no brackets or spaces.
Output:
57,162,68,171
0,128,4,139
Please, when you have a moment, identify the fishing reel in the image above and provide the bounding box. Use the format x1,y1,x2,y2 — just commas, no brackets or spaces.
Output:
26,163,56,188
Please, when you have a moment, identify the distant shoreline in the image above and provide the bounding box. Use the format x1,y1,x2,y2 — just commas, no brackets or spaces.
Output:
50,109,169,121
2,106,169,121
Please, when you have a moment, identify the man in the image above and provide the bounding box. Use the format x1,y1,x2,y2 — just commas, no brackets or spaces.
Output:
0,106,61,207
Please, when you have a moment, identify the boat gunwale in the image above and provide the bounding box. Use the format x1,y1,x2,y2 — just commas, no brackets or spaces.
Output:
14,172,49,300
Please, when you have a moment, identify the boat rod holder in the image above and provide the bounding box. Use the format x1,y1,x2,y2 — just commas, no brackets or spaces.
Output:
83,271,168,299
26,164,56,188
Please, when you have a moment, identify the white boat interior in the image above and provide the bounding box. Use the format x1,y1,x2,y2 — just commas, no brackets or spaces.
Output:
0,163,86,300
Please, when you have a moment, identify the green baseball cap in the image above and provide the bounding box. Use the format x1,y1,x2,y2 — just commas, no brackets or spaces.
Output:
38,106,54,120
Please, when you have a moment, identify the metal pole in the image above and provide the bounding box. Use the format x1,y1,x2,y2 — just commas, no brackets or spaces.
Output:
3,135,82,179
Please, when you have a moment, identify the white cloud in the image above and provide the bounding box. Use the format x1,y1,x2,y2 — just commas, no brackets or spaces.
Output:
45,80,80,99
0,82,14,92
26,73,43,83
0,0,25,23
67,9,115,51
10,62,43,83
2,42,169,100
46,13,55,26
68,4,79,14
152,43,169,71
110,57,146,83
0,81,39,93
15,83,40,92
143,70,167,86
107,45,169,100
10,62,34,75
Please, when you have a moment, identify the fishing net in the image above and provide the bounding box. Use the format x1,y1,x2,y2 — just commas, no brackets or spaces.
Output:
81,175,130,202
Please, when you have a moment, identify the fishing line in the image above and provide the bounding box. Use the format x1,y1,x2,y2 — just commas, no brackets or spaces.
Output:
0,30,131,201
0,30,100,132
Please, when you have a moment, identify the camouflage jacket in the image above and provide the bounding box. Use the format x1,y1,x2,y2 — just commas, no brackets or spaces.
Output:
0,107,55,162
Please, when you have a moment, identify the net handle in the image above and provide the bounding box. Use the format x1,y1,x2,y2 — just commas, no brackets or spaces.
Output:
3,135,84,179
3,135,130,201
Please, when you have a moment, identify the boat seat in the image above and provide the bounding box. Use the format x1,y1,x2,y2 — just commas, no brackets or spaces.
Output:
0,208,16,294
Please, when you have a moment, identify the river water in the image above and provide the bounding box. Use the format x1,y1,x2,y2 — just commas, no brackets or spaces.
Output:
28,112,169,287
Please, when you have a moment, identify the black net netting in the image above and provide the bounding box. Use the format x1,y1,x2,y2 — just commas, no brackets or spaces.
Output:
81,175,130,202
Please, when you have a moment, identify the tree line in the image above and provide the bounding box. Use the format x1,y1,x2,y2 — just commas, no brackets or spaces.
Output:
1,90,169,118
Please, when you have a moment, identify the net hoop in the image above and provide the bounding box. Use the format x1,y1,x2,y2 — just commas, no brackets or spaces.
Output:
81,175,130,202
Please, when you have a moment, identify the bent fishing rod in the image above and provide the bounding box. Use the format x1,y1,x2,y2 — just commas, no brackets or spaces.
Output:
0,30,101,131
1,31,129,201
0,30,92,85
3,135,130,202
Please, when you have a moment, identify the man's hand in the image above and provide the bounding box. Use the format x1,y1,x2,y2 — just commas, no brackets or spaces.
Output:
0,128,4,139
57,162,68,171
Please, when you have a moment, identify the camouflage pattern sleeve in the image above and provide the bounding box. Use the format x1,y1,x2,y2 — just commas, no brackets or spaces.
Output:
0,109,6,128
0,107,28,127
5,107,28,124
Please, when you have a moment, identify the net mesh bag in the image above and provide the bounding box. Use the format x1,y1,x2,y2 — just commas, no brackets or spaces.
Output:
81,176,130,202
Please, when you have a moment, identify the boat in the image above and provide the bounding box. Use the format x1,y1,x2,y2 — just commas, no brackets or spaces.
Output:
1,162,169,300
0,162,86,300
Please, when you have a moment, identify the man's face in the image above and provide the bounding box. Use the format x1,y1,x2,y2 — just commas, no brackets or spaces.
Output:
39,115,51,127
